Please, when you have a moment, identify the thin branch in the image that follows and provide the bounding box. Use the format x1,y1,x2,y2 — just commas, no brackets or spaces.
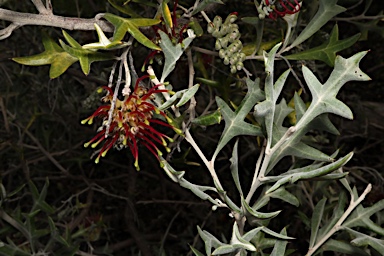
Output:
306,184,372,256
31,0,51,15
0,8,113,40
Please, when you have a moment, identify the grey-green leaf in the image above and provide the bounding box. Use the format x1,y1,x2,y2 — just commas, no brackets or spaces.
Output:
286,0,346,51
310,198,327,248
159,30,195,82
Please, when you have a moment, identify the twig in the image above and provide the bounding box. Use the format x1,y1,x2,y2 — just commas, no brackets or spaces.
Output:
306,183,372,256
0,8,113,40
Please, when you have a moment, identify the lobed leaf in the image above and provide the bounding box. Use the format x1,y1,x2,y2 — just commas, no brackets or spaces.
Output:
103,13,161,50
287,0,346,51
285,25,360,66
12,32,77,78
159,30,195,82
212,78,264,161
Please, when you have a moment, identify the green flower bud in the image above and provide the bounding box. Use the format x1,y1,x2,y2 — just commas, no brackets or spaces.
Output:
213,16,222,28
230,55,238,64
239,52,246,62
236,62,244,70
224,14,238,25
212,29,221,38
230,65,237,74
223,56,230,65
215,40,222,50
219,37,229,48
219,49,226,59
207,22,215,34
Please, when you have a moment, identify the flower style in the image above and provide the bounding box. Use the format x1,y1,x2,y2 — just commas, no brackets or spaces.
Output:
82,75,178,170
257,0,301,20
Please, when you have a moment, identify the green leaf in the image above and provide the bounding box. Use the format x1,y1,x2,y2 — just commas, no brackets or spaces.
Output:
296,51,371,130
60,39,115,75
242,196,281,219
287,0,346,51
82,24,130,50
159,30,195,82
230,140,242,196
213,223,257,254
254,187,300,208
189,245,205,256
350,12,384,40
158,84,199,110
270,228,289,256
161,1,173,31
254,43,289,149
345,228,384,254
343,198,384,235
265,152,353,193
212,77,264,160
192,109,222,126
309,198,327,248
322,239,369,256
285,24,360,66
108,0,142,18
12,32,77,78
28,178,55,214
103,13,161,50
176,84,200,107
197,226,224,255
191,0,224,16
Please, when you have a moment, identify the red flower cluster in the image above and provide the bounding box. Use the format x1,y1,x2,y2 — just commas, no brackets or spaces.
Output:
265,0,301,20
82,75,179,170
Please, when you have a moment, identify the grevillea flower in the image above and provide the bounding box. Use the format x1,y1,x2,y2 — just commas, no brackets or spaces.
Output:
82,75,179,170
259,0,301,20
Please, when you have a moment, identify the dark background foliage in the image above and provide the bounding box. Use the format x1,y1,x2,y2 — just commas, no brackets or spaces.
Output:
0,0,383,255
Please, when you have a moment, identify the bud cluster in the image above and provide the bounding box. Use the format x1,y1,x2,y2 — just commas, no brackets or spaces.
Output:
207,13,246,74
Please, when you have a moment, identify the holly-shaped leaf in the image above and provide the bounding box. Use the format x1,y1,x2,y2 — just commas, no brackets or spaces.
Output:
254,43,290,149
296,51,371,130
212,77,264,161
286,0,346,51
12,32,77,78
350,12,384,40
285,24,361,66
59,31,115,75
103,13,161,51
159,30,195,82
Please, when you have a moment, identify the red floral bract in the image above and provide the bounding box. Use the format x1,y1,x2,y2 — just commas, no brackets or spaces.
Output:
82,75,177,170
265,0,301,20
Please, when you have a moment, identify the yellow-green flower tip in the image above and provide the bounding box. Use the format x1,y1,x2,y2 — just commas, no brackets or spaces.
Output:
97,87,104,93
168,91,175,95
91,141,100,148
159,161,165,168
95,156,100,164
165,147,171,153
149,75,156,80
101,150,108,157
81,118,89,125
134,160,140,171
84,142,91,148
173,127,183,135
